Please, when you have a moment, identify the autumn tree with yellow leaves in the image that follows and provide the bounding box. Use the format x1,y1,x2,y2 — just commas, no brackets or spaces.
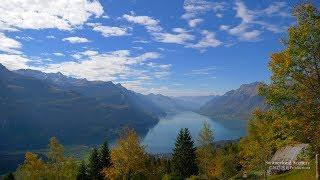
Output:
196,121,216,178
240,2,320,175
15,137,77,180
102,128,150,179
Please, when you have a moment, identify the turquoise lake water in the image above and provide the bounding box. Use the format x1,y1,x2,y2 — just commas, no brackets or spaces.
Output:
143,111,247,153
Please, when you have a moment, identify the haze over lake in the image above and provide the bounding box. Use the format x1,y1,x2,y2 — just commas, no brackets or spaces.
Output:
143,111,247,154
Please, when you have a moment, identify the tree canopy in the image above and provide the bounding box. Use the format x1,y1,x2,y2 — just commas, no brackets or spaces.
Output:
240,3,320,174
102,128,150,179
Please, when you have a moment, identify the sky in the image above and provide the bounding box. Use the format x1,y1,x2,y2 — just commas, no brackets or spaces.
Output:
0,0,318,96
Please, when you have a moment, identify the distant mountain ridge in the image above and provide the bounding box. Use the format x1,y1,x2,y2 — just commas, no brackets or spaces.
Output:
173,95,216,111
198,82,267,120
0,65,161,151
15,69,213,115
15,69,167,118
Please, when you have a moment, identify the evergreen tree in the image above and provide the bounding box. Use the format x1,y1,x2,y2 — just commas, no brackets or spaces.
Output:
76,161,89,180
171,128,198,178
88,147,103,180
99,139,111,169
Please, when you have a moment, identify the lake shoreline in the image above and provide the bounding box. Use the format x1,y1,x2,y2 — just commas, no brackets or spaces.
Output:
142,111,246,154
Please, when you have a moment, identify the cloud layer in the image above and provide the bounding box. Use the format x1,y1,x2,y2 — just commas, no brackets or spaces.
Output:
0,0,104,31
0,0,293,95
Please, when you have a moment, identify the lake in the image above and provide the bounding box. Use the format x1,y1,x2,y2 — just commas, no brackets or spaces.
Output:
142,111,247,154
0,111,247,175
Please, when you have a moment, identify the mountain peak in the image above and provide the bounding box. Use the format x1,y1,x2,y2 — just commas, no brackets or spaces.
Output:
0,63,6,69
199,82,267,120
239,82,262,89
0,63,8,71
0,64,11,75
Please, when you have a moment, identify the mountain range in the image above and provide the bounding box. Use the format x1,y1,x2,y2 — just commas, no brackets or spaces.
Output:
198,82,267,120
0,65,168,151
0,64,266,151
15,69,214,113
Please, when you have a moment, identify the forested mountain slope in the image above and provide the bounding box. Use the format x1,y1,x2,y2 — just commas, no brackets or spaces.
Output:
0,65,159,150
199,82,267,120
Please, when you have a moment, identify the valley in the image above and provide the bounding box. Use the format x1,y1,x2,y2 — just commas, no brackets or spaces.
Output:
0,64,263,175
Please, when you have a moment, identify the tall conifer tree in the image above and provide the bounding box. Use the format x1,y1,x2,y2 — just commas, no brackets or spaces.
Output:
76,161,89,180
99,139,111,169
88,147,103,180
171,128,198,178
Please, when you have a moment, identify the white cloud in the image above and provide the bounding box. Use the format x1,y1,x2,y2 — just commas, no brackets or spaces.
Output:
53,52,64,56
71,50,99,59
0,0,103,31
123,13,221,51
72,54,82,60
153,28,195,45
259,2,290,17
235,0,254,23
122,14,162,32
158,64,171,70
182,0,225,27
134,52,161,62
123,84,215,97
41,50,163,82
102,15,110,19
219,1,260,41
219,25,230,31
0,33,22,54
122,14,200,47
0,54,30,70
255,21,287,33
216,13,223,18
147,62,171,70
227,22,261,41
133,40,149,44
62,36,90,43
15,36,34,41
46,35,56,39
186,66,216,75
238,30,261,41
88,23,129,37
122,13,218,51
220,0,290,42
81,50,99,56
133,46,143,50
188,18,203,28
182,0,225,20
0,50,172,95
187,30,222,50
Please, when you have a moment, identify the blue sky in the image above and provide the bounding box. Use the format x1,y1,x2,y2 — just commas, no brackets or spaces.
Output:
0,0,317,96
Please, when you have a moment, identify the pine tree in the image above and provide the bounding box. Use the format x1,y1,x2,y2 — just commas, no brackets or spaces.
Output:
76,161,89,180
88,147,103,180
99,139,111,169
171,128,198,178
